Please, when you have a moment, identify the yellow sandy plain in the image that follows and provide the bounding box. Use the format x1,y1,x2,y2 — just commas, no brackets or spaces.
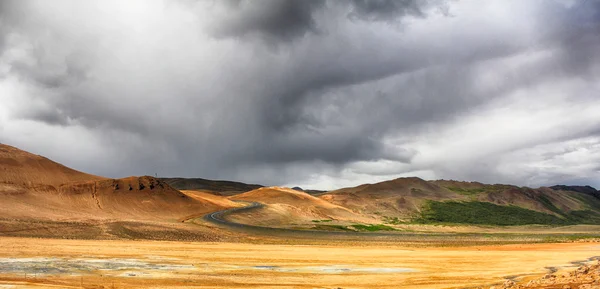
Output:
0,237,598,288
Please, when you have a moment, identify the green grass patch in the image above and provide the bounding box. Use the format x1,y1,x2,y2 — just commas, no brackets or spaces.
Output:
536,195,565,216
351,224,397,231
565,210,600,224
311,219,333,223
313,225,353,231
415,201,570,226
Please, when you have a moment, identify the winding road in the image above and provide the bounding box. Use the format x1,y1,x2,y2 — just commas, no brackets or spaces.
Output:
200,201,467,240
203,201,265,228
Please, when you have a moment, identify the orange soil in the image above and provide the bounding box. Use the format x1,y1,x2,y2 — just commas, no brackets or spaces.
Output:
0,144,233,222
0,237,597,289
228,187,373,225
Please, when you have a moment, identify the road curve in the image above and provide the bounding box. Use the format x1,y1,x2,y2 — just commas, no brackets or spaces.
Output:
202,201,265,229
200,201,464,239
198,203,600,243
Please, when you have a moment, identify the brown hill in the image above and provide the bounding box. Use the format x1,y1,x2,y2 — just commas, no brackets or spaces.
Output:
1,175,231,221
0,144,231,222
227,187,372,226
181,190,242,208
321,177,465,219
0,143,105,187
321,177,600,225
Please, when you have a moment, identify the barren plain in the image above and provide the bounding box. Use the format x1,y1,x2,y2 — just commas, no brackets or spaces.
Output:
0,237,599,289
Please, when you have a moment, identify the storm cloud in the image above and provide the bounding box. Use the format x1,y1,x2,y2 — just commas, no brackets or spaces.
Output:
1,0,599,189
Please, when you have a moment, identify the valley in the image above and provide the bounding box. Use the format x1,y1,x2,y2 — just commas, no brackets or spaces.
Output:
1,143,599,288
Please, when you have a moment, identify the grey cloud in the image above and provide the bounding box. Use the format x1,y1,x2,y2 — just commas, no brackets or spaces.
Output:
211,0,325,42
209,0,449,43
1,0,599,189
347,0,443,21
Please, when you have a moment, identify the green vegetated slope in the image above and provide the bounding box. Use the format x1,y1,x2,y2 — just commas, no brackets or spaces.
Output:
321,177,600,226
416,186,600,226
416,201,600,226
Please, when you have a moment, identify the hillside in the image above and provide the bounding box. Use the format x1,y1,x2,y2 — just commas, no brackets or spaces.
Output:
321,177,465,220
0,144,232,222
550,185,600,199
160,177,263,195
291,186,327,195
321,177,600,225
0,143,105,187
227,187,373,226
181,190,242,208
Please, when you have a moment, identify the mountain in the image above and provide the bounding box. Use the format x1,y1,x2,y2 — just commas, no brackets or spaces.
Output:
550,185,600,199
320,177,600,225
3,143,599,228
291,186,327,196
160,177,263,195
321,177,464,219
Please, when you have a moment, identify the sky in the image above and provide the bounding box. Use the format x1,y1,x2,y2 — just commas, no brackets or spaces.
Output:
0,0,599,190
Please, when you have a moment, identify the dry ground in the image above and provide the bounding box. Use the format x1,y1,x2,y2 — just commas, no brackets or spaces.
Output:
0,237,598,289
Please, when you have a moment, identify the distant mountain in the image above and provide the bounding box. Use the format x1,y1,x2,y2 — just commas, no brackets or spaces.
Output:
160,177,263,195
291,186,327,196
320,177,600,226
550,185,600,199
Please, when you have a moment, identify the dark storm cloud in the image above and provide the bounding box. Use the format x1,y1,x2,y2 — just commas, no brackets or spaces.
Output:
348,0,441,21
209,0,447,42
211,0,325,42
1,0,599,189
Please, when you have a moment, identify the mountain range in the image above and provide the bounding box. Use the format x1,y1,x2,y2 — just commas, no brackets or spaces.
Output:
1,143,599,229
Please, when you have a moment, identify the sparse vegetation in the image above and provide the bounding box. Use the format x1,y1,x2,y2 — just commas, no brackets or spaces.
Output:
311,219,333,223
383,216,404,225
312,224,354,231
351,224,397,231
445,187,487,195
536,194,564,216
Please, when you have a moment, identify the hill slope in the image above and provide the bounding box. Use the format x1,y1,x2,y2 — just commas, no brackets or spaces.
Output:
227,187,372,226
321,177,465,220
0,144,231,221
321,177,600,225
0,143,105,187
550,185,600,199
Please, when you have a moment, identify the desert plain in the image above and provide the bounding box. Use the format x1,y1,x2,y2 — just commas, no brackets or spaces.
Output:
0,237,598,289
